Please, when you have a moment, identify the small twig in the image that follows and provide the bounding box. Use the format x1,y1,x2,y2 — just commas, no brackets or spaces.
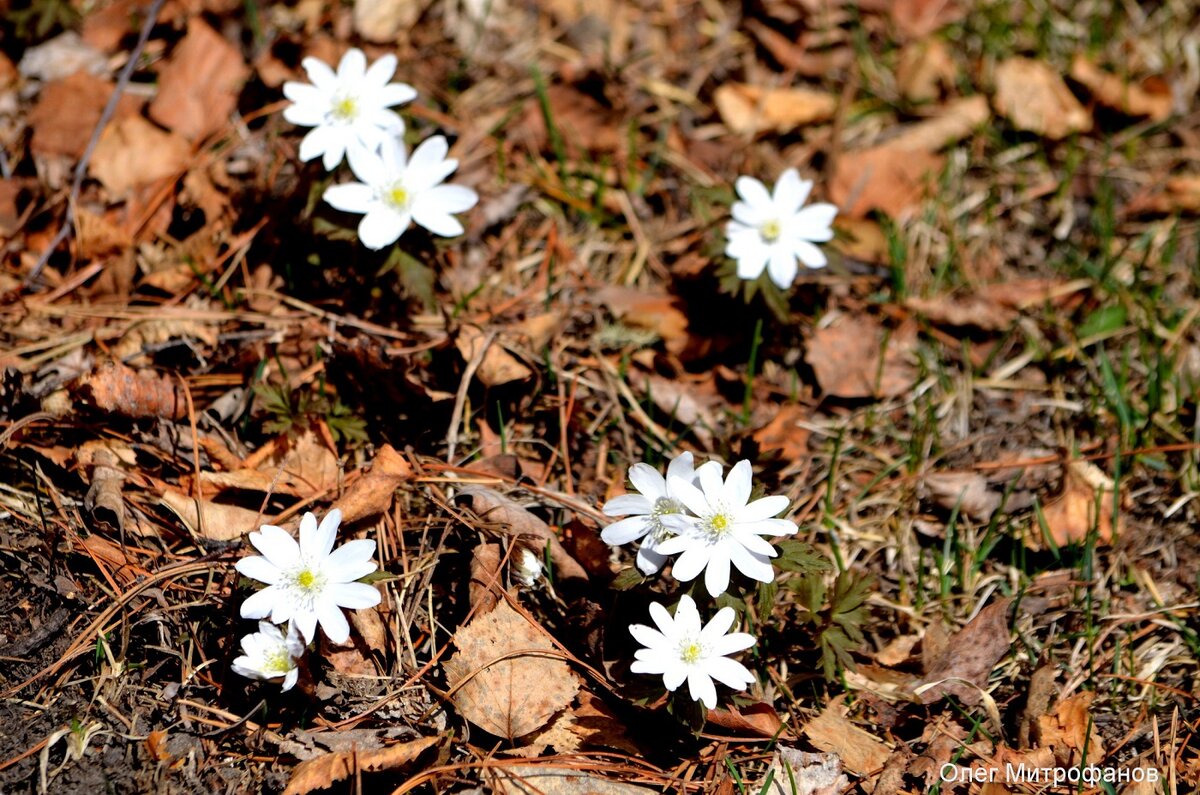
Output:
25,0,167,288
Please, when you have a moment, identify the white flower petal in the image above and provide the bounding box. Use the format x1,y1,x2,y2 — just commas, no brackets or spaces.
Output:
301,56,338,91
724,460,754,507
700,606,737,643
729,529,778,558
358,208,409,250
710,631,757,657
249,525,301,570
240,586,278,619
628,623,666,649
648,601,676,637
367,108,404,133
728,544,776,583
327,581,381,609
668,476,709,517
703,656,755,690
703,549,731,597
423,184,478,214
731,201,766,227
312,508,342,559
772,169,813,215
324,538,378,580
668,545,709,582
766,245,798,289
324,183,375,215
739,495,789,522
235,555,282,585
733,242,770,281
663,665,688,691
318,600,351,644
378,82,418,108
601,494,652,517
298,511,318,556
363,53,397,86
635,545,669,575
411,205,465,237
601,515,650,545
792,203,838,241
696,465,724,501
405,135,450,186
320,135,348,171
687,669,718,709
735,175,772,208
793,239,828,269
293,612,318,645
664,452,696,483
345,141,385,186
282,669,299,691
283,97,328,127
337,48,367,82
628,463,667,500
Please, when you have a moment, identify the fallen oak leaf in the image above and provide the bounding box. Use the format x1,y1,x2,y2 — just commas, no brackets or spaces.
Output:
707,701,792,739
282,735,441,795
801,696,891,777
759,748,849,795
489,765,658,794
596,285,690,356
148,18,251,141
1035,691,1106,766
1036,461,1124,548
159,489,263,543
88,116,190,196
330,444,412,524
804,314,917,399
714,82,837,135
915,598,1011,706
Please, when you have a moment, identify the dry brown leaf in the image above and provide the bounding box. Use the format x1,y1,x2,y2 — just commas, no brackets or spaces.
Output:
896,38,957,102
1017,662,1058,749
874,635,920,667
905,292,1018,331
520,85,623,154
489,765,657,794
504,710,582,756
805,314,917,399
596,285,689,356
1037,461,1124,548
631,371,719,448
282,735,440,795
148,19,251,141
111,314,220,364
89,116,191,195
566,690,641,755
443,600,580,740
916,598,1011,706
830,146,943,219
469,542,503,614
159,489,262,542
923,471,1003,522
75,207,131,260
1036,691,1105,765
354,0,428,42
885,95,991,153
72,361,186,419
891,0,964,39
760,748,849,795
707,702,789,738
1070,55,1172,122
82,444,127,535
455,325,532,387
200,429,339,497
994,57,1091,140
801,696,891,776
714,82,837,135
752,404,811,461
326,605,388,674
330,444,412,524
28,71,139,158
460,486,588,581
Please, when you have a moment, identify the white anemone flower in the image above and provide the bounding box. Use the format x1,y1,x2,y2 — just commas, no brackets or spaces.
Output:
231,621,305,691
629,595,756,710
601,452,721,575
323,134,479,250
236,509,382,645
283,48,417,171
657,460,797,597
724,169,838,289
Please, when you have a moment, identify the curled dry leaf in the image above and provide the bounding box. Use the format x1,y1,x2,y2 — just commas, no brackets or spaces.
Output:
915,598,1011,706
922,471,1003,522
885,95,991,153
443,600,580,740
326,604,389,675
199,428,339,497
890,0,965,39
760,748,849,795
804,314,917,399
148,19,251,141
629,371,718,449
596,285,689,356
82,444,128,535
752,404,811,461
455,325,533,387
1069,55,1172,122
469,542,503,614
1035,691,1106,765
281,735,441,795
460,486,588,581
28,71,140,159
896,38,957,102
993,57,1091,140
89,116,190,195
354,0,428,42
159,489,264,542
567,690,641,755
330,444,412,524
707,702,790,739
1037,460,1124,548
905,293,1018,331
73,361,187,420
714,82,837,135
801,696,891,777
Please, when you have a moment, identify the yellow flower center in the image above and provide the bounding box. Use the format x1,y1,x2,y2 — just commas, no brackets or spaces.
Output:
296,569,316,589
385,185,410,210
760,219,781,242
264,648,292,675
702,510,734,540
331,95,359,122
649,497,683,541
679,641,704,664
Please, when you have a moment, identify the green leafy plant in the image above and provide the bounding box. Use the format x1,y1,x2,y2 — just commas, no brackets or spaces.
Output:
788,570,871,680
255,382,368,445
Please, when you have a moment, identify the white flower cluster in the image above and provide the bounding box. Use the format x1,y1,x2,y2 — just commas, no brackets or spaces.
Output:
230,509,381,690
602,453,796,709
283,48,478,250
